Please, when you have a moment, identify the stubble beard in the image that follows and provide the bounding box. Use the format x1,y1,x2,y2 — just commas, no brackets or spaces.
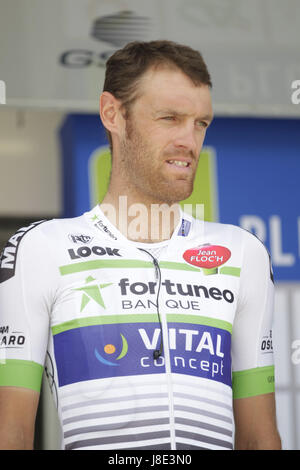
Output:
119,117,196,206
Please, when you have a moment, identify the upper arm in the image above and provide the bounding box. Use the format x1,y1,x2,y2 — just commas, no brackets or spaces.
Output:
0,223,50,382
232,231,276,399
0,222,52,448
233,393,281,449
0,386,40,449
231,231,281,447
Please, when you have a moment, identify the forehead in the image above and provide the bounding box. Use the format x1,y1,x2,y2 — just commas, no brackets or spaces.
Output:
134,65,213,115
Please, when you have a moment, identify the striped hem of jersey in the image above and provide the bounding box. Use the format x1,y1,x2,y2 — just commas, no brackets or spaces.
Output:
65,433,172,450
59,259,241,277
61,391,232,414
59,374,233,450
0,359,43,392
64,433,232,451
51,313,233,336
232,365,275,399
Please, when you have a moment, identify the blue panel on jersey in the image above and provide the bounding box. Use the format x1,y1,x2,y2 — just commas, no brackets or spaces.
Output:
169,324,231,385
53,322,231,387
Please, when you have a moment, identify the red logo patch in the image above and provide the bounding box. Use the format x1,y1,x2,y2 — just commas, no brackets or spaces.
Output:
183,244,231,269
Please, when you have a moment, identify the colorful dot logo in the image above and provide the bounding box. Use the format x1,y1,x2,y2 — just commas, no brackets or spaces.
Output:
94,334,128,366
104,344,116,354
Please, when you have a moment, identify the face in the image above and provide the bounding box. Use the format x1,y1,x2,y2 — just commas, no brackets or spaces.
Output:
116,66,213,205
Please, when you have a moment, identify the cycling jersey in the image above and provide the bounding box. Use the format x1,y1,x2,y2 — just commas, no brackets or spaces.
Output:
0,205,275,450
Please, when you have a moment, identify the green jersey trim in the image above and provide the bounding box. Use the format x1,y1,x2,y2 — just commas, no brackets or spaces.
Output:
219,266,241,277
51,313,233,336
59,259,241,277
60,259,153,275
0,359,43,392
232,365,275,399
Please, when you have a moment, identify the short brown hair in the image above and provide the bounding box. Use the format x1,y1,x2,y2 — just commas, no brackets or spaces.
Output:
102,40,212,152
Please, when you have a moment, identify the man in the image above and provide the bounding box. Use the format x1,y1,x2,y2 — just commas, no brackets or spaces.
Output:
0,41,281,450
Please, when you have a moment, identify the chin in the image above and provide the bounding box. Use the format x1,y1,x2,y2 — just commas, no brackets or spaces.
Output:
174,183,194,201
158,186,194,205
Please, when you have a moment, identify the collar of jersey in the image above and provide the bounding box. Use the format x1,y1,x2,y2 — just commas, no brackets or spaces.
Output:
84,204,197,250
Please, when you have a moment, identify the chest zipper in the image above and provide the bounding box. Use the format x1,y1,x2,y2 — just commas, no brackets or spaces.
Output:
138,248,177,450
138,248,163,359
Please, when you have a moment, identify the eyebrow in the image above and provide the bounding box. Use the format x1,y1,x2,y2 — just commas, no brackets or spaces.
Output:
154,108,214,123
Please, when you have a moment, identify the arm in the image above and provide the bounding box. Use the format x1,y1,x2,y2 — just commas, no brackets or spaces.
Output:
232,229,281,449
0,222,52,449
233,393,281,449
0,386,40,449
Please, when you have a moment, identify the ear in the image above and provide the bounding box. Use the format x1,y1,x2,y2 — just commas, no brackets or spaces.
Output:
99,91,124,138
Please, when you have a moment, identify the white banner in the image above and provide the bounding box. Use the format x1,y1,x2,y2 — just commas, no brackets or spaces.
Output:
1,0,300,115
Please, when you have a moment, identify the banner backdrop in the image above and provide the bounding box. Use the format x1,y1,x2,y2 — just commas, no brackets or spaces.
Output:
60,114,300,449
1,0,300,116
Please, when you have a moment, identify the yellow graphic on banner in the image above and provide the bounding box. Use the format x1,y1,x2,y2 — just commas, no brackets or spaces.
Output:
88,146,218,222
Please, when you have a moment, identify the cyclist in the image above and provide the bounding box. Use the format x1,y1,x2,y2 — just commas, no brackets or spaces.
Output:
0,40,281,450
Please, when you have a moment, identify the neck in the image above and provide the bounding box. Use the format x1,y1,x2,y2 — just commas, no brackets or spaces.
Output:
100,190,181,243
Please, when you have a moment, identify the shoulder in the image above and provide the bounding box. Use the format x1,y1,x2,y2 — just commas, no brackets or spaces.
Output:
207,221,273,283
199,219,269,254
190,217,272,275
3,214,87,247
191,217,250,244
0,214,87,283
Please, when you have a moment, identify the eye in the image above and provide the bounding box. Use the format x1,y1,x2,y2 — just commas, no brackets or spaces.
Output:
162,116,176,121
196,120,208,129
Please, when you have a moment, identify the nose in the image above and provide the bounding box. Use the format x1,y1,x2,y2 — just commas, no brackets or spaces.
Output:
172,122,201,159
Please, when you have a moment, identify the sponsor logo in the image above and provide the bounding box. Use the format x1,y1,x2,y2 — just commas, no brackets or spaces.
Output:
118,278,234,304
183,244,231,269
59,12,152,69
68,234,93,244
139,326,228,382
177,218,191,237
93,219,118,241
94,333,128,366
54,322,231,387
73,276,113,311
0,326,25,348
72,276,235,315
0,220,46,283
68,245,121,260
261,330,273,354
139,327,224,356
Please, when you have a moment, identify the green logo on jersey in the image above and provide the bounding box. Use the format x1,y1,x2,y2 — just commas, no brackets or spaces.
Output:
88,146,218,222
74,276,112,311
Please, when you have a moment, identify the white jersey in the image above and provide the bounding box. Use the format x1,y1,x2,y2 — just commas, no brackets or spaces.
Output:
0,205,275,450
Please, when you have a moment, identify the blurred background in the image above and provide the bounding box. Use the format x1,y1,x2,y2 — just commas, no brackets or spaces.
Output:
0,0,299,450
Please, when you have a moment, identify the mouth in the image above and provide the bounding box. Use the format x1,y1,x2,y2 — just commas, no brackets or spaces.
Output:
165,158,192,173
166,160,190,167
